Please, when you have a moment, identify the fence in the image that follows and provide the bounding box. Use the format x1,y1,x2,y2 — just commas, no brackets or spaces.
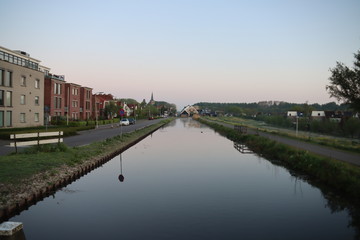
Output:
10,131,63,153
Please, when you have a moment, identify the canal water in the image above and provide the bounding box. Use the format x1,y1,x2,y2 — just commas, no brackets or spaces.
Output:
7,118,357,239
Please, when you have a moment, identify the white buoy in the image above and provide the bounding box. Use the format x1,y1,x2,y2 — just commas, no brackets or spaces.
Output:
0,222,23,236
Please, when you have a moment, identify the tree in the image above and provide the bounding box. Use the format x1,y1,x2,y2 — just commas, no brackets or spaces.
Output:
326,50,360,112
104,101,120,119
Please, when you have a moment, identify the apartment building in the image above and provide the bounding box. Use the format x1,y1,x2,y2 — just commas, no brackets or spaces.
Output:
0,46,49,128
80,86,92,120
64,83,82,120
44,73,66,121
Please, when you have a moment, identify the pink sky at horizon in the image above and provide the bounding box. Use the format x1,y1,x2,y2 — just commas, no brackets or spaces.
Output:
1,0,359,109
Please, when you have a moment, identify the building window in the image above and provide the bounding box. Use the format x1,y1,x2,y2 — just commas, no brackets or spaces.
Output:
35,79,40,89
72,100,78,107
35,96,39,105
54,97,62,109
0,69,3,85
0,111,3,127
54,83,62,94
72,88,78,95
20,95,26,105
6,91,12,107
6,111,12,127
35,113,39,122
72,112,78,120
0,90,3,106
21,76,26,86
5,71,12,87
86,101,90,110
20,113,26,123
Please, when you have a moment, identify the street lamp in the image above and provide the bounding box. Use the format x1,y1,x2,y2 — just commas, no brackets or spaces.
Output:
94,92,103,129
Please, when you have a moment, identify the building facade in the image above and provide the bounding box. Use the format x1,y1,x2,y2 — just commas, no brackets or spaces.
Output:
0,46,48,128
64,83,82,120
44,73,66,121
80,86,92,120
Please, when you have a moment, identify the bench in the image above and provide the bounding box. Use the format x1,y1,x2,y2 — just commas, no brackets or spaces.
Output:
10,131,63,153
234,125,247,134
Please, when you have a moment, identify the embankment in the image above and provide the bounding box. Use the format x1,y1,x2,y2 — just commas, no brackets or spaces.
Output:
198,118,360,201
0,119,173,222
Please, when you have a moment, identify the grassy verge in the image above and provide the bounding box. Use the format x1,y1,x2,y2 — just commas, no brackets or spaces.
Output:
0,118,173,207
198,118,360,200
204,116,360,154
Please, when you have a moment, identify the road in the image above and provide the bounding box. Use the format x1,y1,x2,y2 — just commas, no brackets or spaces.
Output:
206,119,360,167
0,118,165,156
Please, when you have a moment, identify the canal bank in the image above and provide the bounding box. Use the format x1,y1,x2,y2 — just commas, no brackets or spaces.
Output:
0,118,174,222
197,118,360,201
5,118,358,240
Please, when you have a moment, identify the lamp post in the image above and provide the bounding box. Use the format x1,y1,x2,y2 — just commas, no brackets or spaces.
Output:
94,92,103,129
67,85,70,126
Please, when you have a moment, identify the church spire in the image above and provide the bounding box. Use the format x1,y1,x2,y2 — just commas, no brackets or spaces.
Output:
149,92,155,105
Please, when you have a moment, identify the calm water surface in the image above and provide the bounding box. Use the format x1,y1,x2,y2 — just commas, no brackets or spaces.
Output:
9,118,356,239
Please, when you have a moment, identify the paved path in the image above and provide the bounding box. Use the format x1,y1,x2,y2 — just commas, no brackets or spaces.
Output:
0,118,164,156
206,119,360,166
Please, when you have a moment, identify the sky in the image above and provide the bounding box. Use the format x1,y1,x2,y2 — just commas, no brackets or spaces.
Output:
1,0,359,109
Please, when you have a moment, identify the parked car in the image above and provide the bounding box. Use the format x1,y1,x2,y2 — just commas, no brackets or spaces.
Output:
128,118,136,125
148,116,154,120
120,118,129,126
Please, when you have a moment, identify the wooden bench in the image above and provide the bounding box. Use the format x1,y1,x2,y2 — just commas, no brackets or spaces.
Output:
10,131,63,153
234,125,247,134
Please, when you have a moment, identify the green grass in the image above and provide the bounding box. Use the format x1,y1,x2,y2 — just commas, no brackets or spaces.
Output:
204,116,360,154
0,118,173,185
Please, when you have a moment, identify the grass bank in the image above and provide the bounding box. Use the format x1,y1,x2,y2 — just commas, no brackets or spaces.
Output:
204,116,360,154
0,118,173,211
198,118,360,200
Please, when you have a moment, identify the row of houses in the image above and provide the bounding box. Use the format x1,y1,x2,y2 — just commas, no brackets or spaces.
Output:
0,45,136,128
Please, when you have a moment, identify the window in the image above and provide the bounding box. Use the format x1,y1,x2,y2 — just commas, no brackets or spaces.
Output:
20,95,26,105
54,97,62,109
35,96,39,105
20,113,26,123
21,76,26,86
0,69,3,85
54,83,62,94
34,113,39,122
6,91,12,107
72,88,78,95
72,100,78,107
0,90,3,106
0,111,3,127
35,79,40,89
5,71,12,87
86,101,90,110
6,111,12,127
72,112,78,120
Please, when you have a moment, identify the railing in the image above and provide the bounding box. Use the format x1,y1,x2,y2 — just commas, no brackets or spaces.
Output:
10,131,63,153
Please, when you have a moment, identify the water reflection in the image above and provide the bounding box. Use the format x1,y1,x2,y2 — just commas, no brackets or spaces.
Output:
233,141,252,154
7,118,359,240
118,154,125,182
0,229,26,240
